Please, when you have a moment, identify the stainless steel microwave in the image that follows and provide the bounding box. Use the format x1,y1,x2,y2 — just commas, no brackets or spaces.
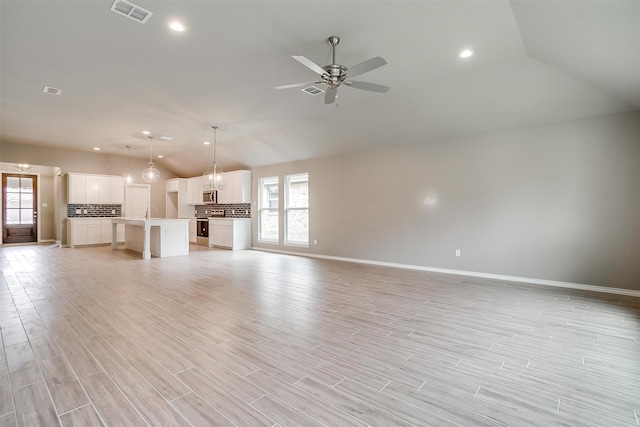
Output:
203,190,217,204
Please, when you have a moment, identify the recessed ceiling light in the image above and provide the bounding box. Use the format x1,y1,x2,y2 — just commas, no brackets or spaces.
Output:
142,131,150,135
169,21,187,32
93,147,101,151
159,136,173,141
157,155,164,158
459,49,474,58
203,141,210,145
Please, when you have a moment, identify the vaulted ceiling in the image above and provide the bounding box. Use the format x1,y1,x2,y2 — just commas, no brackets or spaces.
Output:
1,0,638,177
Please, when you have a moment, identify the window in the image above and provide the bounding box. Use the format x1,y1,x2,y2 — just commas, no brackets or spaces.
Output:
258,176,279,242
285,173,309,246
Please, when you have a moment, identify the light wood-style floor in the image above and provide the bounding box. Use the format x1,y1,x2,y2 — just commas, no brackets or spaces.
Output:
1,244,639,426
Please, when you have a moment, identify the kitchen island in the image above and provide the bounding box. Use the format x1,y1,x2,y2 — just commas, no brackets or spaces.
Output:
111,218,190,259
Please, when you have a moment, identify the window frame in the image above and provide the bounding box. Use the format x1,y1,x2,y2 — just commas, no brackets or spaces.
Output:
284,172,309,247
257,176,279,244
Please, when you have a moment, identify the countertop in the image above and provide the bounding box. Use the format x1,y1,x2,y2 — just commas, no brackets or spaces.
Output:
111,217,191,225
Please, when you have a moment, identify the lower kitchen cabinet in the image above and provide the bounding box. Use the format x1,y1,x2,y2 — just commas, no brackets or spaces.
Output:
67,218,124,247
208,218,250,250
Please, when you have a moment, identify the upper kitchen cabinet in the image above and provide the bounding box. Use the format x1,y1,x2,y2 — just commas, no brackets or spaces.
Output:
186,175,206,205
67,173,124,204
98,175,124,204
68,173,86,204
218,170,251,204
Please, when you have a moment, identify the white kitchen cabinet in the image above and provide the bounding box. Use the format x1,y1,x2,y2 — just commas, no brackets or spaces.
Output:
69,220,93,246
187,176,206,205
209,218,250,250
98,176,124,204
68,174,86,204
67,173,124,204
85,175,100,203
68,218,124,247
166,179,180,193
217,170,251,204
209,219,232,248
98,176,112,203
87,222,102,243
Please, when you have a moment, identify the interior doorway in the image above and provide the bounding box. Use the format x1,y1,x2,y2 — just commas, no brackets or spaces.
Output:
2,173,38,243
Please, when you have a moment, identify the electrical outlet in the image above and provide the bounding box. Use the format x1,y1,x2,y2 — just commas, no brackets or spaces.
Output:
455,249,461,257
83,209,88,214
232,210,235,214
111,209,115,214
314,239,318,245
75,209,81,214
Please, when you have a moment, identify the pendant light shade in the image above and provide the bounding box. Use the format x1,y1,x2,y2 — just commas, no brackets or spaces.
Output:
142,136,160,183
203,125,225,190
123,145,134,183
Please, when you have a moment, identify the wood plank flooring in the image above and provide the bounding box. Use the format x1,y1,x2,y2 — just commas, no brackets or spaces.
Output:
1,243,639,426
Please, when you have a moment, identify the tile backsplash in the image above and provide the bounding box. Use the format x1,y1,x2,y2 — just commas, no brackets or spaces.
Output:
195,203,251,218
68,204,122,218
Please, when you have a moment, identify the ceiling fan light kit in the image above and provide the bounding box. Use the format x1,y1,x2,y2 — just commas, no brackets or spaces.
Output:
275,35,390,104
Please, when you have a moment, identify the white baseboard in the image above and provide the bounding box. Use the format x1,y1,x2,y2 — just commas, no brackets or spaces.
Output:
251,247,640,298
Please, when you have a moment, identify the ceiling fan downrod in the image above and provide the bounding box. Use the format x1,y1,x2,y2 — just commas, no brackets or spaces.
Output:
328,36,340,64
324,36,346,88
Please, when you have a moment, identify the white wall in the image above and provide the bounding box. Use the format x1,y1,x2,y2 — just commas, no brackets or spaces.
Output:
251,110,640,291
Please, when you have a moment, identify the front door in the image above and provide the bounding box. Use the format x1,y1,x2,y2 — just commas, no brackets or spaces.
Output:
2,173,38,243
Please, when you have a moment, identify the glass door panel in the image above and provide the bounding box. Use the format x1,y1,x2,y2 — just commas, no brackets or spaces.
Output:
2,173,38,243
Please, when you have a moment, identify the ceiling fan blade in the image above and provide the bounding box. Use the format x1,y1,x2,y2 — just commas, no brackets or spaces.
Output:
344,80,390,93
347,56,387,78
292,55,328,77
325,87,337,104
274,81,319,90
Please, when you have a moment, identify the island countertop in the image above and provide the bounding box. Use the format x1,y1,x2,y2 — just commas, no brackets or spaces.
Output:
111,217,190,225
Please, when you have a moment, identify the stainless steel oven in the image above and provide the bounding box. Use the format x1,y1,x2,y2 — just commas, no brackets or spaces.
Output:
196,219,209,246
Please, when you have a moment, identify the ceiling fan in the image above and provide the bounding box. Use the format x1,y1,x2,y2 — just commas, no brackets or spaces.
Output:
275,36,390,104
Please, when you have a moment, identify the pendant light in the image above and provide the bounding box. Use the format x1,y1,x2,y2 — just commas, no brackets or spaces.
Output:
123,145,134,183
203,125,225,190
142,136,160,183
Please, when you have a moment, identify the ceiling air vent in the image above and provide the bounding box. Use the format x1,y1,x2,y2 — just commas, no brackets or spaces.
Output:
42,86,62,95
302,86,324,96
110,0,152,24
